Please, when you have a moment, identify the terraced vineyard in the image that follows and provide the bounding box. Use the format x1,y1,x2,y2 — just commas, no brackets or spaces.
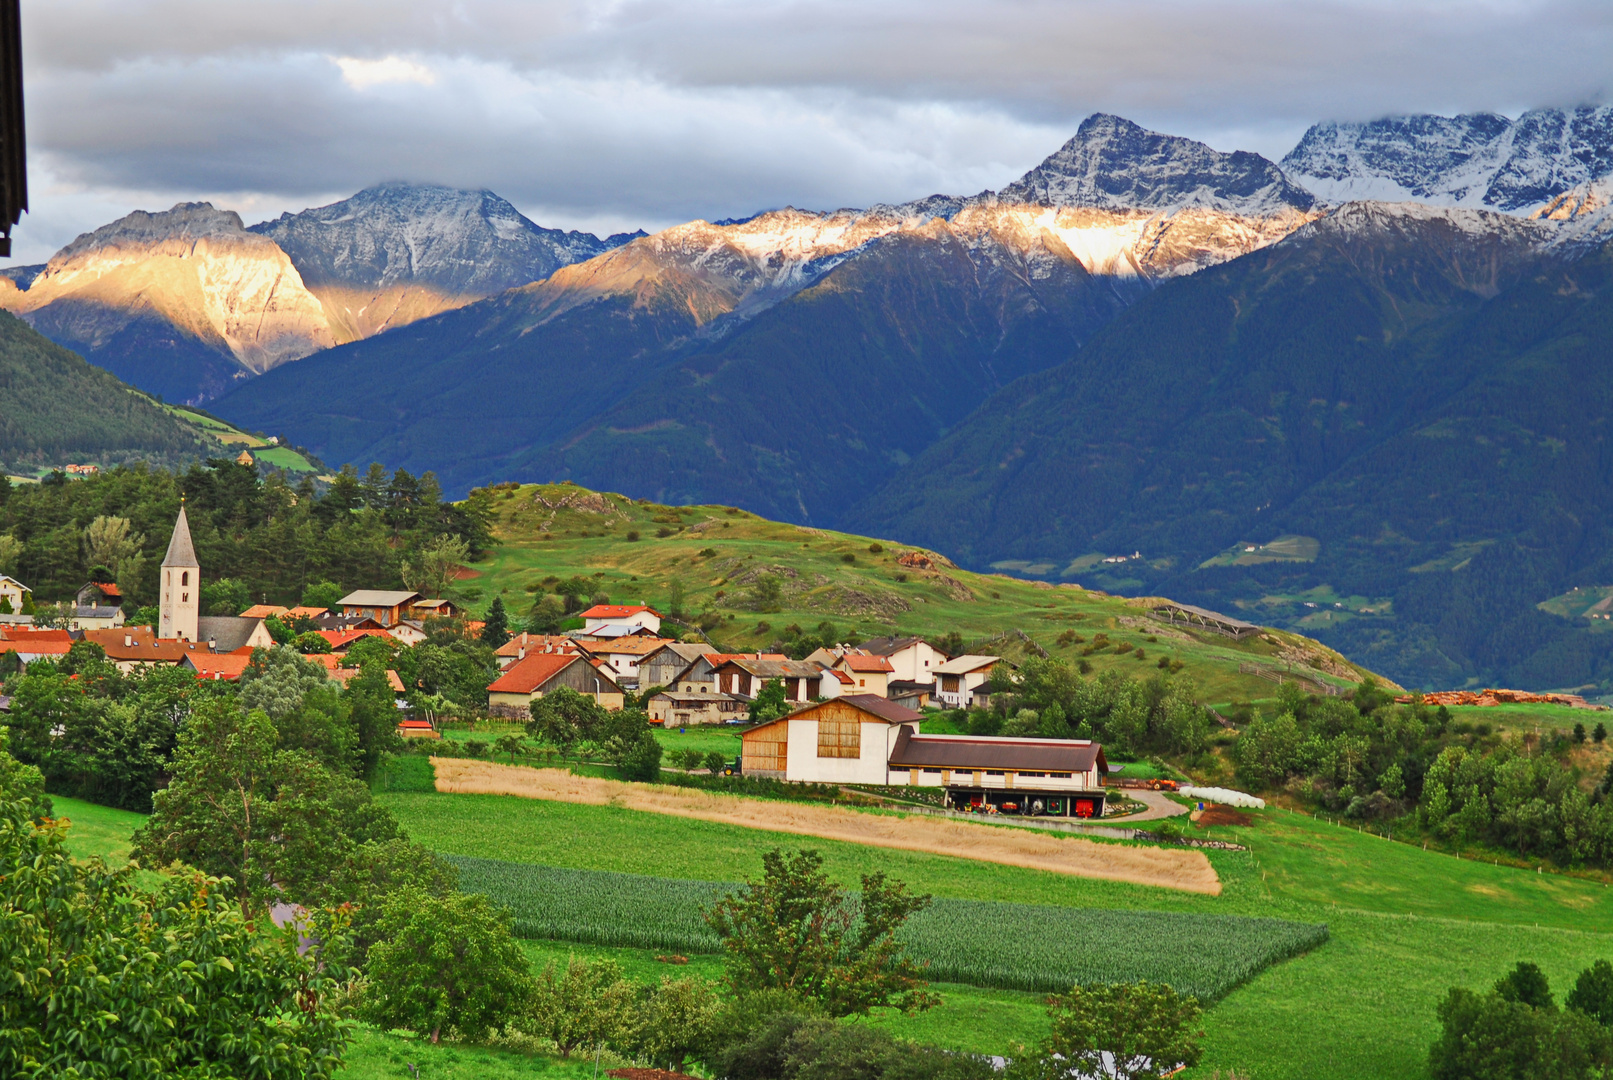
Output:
447,856,1327,1001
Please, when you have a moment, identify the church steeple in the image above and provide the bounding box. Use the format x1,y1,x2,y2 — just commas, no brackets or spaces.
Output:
159,504,200,641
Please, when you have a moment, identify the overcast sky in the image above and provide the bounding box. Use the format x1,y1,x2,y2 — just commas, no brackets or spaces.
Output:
11,0,1612,262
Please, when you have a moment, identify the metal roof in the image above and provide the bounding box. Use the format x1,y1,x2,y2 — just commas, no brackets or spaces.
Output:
1151,601,1260,632
933,654,1001,675
888,730,1106,773
339,590,421,608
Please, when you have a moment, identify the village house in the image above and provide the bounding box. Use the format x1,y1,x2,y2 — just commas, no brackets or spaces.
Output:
75,581,122,610
580,603,662,637
486,652,626,717
337,589,422,628
636,641,709,690
580,635,671,688
0,574,29,616
803,646,896,697
740,695,923,784
495,633,582,669
0,627,73,664
710,656,830,704
411,598,463,621
661,652,784,694
646,689,747,727
859,635,950,684
182,653,254,682
81,627,212,672
195,616,275,653
68,603,125,631
932,654,1005,708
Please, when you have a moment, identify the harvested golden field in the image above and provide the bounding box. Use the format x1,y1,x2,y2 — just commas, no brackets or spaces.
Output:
430,759,1220,895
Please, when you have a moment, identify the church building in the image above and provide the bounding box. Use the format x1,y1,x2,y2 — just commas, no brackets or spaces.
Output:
159,505,199,642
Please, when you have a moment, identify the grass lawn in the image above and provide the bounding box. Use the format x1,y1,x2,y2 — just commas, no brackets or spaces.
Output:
1444,701,1609,734
338,1025,601,1080
650,726,744,758
51,795,147,864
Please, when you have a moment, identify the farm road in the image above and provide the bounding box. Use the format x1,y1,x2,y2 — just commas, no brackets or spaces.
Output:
1113,790,1192,823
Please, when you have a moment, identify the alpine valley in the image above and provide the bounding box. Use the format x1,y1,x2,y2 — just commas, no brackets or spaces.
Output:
12,107,1613,693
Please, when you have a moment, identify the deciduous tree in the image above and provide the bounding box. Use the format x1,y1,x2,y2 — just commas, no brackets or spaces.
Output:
706,848,937,1017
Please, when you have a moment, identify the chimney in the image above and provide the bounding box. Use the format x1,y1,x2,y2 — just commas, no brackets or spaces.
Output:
124,634,132,648
208,638,216,652
518,647,526,660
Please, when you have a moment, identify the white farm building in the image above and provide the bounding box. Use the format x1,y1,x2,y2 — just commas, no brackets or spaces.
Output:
740,695,1109,818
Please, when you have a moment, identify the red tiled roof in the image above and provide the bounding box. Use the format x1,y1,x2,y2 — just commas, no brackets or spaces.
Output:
580,604,661,620
840,654,895,673
1,627,73,642
89,582,122,598
316,628,393,650
184,654,253,681
240,605,289,619
495,633,581,657
583,636,672,656
286,606,328,619
488,652,593,694
0,640,71,656
828,669,855,685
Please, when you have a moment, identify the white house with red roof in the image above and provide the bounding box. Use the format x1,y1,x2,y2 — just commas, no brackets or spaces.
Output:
580,604,661,636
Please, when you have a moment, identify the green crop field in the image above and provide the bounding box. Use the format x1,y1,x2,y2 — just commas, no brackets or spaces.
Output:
447,856,1326,1000
462,482,1386,702
382,781,1613,1080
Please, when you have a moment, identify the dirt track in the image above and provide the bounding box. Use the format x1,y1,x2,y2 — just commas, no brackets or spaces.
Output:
430,759,1221,895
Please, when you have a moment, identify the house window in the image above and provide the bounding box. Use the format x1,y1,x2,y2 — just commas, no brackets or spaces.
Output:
817,715,861,758
181,593,188,603
1049,772,1072,779
986,770,1006,776
922,768,942,775
181,571,188,586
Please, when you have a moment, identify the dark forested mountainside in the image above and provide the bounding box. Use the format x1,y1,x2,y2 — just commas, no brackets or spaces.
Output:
0,458,491,608
851,204,1613,692
215,216,1146,507
0,311,211,471
525,220,1141,522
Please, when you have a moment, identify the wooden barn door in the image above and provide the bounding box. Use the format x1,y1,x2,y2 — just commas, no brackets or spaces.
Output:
743,724,788,776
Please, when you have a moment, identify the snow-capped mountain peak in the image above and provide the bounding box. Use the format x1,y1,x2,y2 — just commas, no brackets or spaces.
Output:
248,182,621,296
999,113,1316,216
1283,107,1613,213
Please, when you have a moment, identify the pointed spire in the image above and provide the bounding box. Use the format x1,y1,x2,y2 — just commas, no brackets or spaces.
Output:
162,504,198,568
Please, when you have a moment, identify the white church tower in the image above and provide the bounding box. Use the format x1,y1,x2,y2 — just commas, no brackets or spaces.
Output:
159,504,200,641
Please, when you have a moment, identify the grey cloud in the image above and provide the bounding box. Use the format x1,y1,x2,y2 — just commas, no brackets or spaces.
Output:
10,0,1613,261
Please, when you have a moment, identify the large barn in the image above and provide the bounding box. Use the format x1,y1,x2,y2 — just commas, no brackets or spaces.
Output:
740,695,1109,817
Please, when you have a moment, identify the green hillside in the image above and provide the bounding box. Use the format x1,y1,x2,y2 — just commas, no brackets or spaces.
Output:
0,310,216,473
852,209,1613,694
465,481,1385,702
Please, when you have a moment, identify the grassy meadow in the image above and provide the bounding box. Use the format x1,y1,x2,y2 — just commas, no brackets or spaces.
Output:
462,482,1382,702
41,765,1613,1080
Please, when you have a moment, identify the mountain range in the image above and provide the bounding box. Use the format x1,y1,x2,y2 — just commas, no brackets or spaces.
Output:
9,106,1613,692
0,185,640,403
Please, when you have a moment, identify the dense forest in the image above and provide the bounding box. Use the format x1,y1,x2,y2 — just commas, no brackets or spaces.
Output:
0,312,212,472
0,459,492,608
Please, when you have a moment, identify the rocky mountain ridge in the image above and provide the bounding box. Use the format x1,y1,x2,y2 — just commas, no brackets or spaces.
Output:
0,189,630,402
1283,106,1613,212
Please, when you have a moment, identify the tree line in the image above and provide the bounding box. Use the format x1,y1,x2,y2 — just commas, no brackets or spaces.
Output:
1233,679,1613,869
0,459,493,608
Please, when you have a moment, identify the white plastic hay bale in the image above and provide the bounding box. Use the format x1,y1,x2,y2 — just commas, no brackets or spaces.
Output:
1179,785,1265,809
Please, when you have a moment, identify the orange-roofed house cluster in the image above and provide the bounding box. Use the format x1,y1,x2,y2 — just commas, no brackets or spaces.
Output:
481,605,1010,730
